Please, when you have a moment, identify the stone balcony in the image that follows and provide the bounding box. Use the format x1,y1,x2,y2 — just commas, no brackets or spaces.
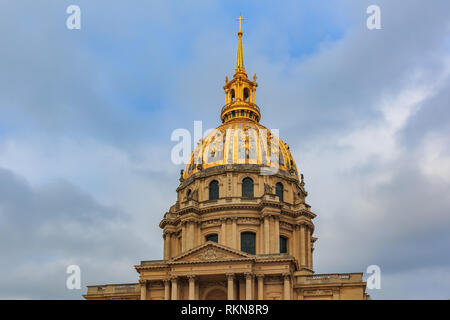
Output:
295,273,363,285
86,283,140,295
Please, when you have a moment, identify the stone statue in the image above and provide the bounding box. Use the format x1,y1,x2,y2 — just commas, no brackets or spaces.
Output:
264,183,273,194
179,169,184,182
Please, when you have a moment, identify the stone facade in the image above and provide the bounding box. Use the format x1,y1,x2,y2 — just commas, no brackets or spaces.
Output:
83,19,369,301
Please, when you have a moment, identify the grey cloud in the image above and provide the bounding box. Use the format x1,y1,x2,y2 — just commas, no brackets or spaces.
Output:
0,167,149,299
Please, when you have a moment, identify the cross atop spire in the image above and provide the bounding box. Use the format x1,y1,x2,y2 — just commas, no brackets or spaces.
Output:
236,15,245,32
235,15,246,75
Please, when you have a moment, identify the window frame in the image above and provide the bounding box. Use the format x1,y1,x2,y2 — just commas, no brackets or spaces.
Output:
240,231,256,255
242,177,254,198
279,236,288,254
209,180,219,200
276,182,284,202
205,233,219,243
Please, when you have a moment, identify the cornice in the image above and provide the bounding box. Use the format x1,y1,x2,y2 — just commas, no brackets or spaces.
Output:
160,202,316,230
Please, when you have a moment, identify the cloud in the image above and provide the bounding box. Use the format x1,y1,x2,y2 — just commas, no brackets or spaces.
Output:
0,166,153,299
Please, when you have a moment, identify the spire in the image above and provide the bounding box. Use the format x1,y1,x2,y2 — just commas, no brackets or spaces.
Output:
236,15,245,74
221,16,259,124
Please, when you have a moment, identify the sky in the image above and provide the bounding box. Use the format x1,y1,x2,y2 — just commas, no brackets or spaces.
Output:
0,0,449,299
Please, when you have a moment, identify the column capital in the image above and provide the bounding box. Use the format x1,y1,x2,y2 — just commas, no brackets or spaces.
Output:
188,274,196,280
261,213,272,219
255,273,264,279
226,273,235,280
282,272,291,279
244,272,254,280
163,278,170,284
170,276,178,282
139,279,147,285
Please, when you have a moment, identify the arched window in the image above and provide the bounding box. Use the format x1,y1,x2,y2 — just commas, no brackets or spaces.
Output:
241,232,256,254
242,177,254,198
276,182,284,202
205,234,218,243
243,88,250,102
186,189,192,199
231,89,235,102
209,180,219,200
280,236,288,254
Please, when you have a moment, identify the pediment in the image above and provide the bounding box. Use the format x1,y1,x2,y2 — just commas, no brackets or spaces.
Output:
170,242,253,263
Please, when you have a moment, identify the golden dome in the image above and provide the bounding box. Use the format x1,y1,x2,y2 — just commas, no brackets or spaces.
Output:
183,120,299,179
182,17,299,180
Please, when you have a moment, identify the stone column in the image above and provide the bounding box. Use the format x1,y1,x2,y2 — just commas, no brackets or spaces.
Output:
168,232,173,259
181,223,186,252
188,275,195,300
259,220,264,254
140,280,147,300
306,227,311,269
231,217,237,249
163,233,168,260
292,225,297,259
283,274,291,300
221,218,227,245
187,221,195,250
264,216,270,254
300,224,306,266
227,273,235,300
164,279,170,300
164,232,172,260
274,216,280,253
245,273,253,300
171,277,178,300
256,274,264,300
